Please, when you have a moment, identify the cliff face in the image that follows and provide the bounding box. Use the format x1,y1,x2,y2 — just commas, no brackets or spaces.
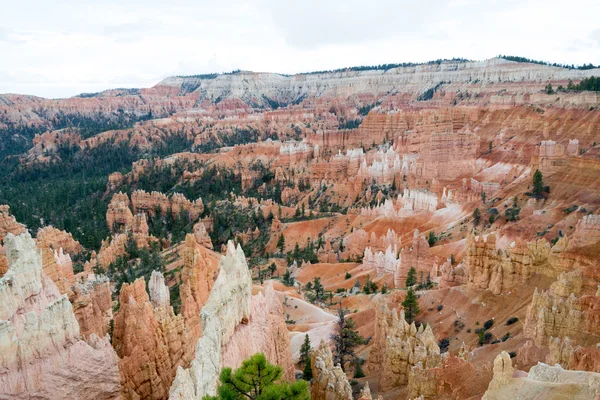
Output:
464,234,554,295
524,279,600,347
0,205,27,275
158,59,600,105
170,242,294,399
113,274,192,400
482,351,600,400
70,275,113,339
113,235,220,400
371,303,441,391
0,233,119,400
169,241,253,399
310,341,353,400
35,225,83,255
222,282,295,381
179,233,219,341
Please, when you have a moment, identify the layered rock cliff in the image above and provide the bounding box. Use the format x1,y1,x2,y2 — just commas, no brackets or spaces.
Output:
169,242,253,399
0,233,119,399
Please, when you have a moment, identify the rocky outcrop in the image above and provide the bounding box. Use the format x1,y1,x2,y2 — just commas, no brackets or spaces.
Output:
482,351,600,400
169,241,252,399
310,341,353,400
361,244,399,275
394,230,437,288
0,205,27,275
0,233,119,399
465,234,553,295
371,303,441,391
547,337,600,373
106,192,134,233
179,234,219,340
40,246,75,295
131,190,204,221
35,226,83,255
524,273,600,346
113,272,195,400
70,274,113,339
192,222,213,249
222,282,294,381
567,214,600,250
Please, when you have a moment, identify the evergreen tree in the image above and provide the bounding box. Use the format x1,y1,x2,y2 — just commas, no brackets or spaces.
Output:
277,234,285,253
353,359,365,378
330,306,365,372
282,269,295,287
268,263,277,277
427,231,437,247
532,169,544,197
402,287,420,324
299,334,313,380
473,208,481,225
205,353,309,400
405,266,417,287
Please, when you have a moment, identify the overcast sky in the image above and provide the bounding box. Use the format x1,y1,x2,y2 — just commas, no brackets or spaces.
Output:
1,0,599,98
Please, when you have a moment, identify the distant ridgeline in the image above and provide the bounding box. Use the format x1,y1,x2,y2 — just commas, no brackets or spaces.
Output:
498,55,599,70
174,56,599,81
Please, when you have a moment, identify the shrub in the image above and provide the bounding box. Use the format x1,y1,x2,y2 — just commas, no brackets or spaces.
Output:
345,271,352,279
483,319,494,330
502,332,510,342
509,351,517,358
438,338,450,353
437,304,444,312
506,317,519,326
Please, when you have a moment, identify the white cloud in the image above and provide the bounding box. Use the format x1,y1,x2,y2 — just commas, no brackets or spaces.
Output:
0,0,598,98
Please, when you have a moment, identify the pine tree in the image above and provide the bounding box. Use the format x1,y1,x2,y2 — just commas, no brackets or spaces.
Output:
405,266,417,287
330,306,365,372
205,353,309,400
277,234,285,253
402,287,420,324
299,334,313,380
427,231,437,247
473,208,481,225
533,169,544,197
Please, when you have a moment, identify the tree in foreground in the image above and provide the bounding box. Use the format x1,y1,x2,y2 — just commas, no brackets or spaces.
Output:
203,353,309,400
299,334,313,380
405,266,417,287
473,207,481,225
402,287,420,324
330,306,365,372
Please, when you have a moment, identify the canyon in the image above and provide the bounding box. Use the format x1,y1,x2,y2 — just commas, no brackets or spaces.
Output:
0,57,599,399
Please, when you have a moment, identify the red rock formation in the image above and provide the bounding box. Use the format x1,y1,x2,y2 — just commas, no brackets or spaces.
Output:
35,226,83,255
0,205,27,275
394,229,438,288
113,275,189,400
39,246,75,295
192,222,213,249
0,233,119,400
106,192,134,233
222,283,295,381
70,275,113,339
131,190,203,220
464,234,553,295
180,234,219,341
